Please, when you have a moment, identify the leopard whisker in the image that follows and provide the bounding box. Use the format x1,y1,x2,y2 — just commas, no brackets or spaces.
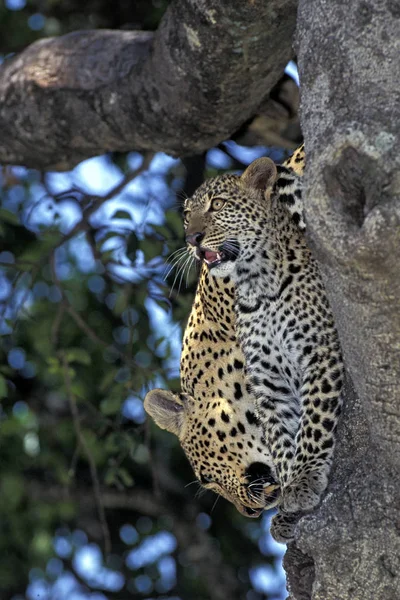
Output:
164,257,187,275
194,486,207,499
167,247,187,260
163,248,189,279
185,255,196,287
176,189,189,204
185,479,200,488
178,254,193,294
211,494,220,514
247,489,262,504
164,251,187,272
169,256,189,294
171,254,192,296
247,477,270,488
221,240,240,254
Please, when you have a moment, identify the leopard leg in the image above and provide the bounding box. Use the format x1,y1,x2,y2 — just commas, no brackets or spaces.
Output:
270,510,300,544
239,336,300,490
282,346,343,513
253,381,300,490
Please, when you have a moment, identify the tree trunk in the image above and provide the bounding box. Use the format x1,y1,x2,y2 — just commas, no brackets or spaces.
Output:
284,1,400,598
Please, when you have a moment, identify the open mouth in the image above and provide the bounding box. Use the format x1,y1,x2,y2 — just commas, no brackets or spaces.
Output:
240,505,264,518
242,485,280,518
263,484,281,508
197,241,240,269
199,249,226,268
241,462,281,517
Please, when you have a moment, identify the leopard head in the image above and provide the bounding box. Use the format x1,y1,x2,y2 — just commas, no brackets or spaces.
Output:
183,157,279,278
144,388,280,517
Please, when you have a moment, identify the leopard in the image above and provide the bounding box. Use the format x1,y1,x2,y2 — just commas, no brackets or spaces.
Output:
145,147,319,540
182,149,344,520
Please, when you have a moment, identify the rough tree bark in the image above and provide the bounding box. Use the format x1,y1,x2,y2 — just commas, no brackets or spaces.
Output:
0,0,296,170
284,1,400,599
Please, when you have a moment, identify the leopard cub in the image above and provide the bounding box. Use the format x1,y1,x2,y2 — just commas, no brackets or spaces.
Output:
185,156,344,514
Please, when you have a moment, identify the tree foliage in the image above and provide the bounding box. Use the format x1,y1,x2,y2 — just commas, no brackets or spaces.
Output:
0,7,296,595
0,139,292,600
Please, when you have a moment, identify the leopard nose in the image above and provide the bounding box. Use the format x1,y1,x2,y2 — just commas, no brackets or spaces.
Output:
186,232,204,247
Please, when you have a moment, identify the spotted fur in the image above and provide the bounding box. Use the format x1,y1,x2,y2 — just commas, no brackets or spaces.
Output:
144,260,279,517
144,146,340,538
183,147,343,517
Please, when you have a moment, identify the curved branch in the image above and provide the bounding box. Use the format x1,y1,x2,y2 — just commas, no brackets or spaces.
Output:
0,0,297,170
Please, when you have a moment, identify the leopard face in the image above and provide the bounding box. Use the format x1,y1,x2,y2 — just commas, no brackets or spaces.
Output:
144,387,279,516
183,173,252,279
183,159,287,280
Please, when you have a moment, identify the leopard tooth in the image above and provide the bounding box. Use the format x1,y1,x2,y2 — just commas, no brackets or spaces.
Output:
263,483,278,493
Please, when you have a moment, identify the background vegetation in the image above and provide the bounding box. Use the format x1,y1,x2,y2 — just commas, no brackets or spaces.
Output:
0,3,301,599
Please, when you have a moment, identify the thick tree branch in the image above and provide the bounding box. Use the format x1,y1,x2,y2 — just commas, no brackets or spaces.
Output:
0,0,297,170
284,2,400,599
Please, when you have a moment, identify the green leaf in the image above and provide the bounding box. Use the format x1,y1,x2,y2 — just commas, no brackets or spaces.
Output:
0,366,13,376
100,396,122,415
104,467,118,486
18,232,62,264
46,356,62,376
105,432,121,454
100,249,115,263
1,474,24,507
168,378,181,393
58,501,76,520
65,348,91,366
117,467,134,487
47,357,60,367
139,239,164,261
81,429,106,462
114,288,130,315
111,210,132,220
31,530,52,556
0,375,7,399
152,224,172,240
0,208,19,225
98,368,119,393
164,210,184,236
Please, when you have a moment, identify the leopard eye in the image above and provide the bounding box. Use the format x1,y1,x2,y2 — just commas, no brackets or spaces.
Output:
209,198,225,212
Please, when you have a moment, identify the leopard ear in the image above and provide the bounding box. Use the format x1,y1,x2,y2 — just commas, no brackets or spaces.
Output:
241,157,278,191
144,389,185,437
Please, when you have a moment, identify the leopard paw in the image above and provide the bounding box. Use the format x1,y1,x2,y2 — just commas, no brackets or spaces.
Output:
282,470,328,513
270,511,299,544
